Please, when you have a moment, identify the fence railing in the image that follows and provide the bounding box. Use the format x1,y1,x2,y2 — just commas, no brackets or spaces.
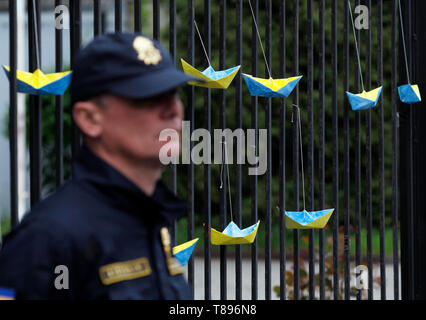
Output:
6,0,424,300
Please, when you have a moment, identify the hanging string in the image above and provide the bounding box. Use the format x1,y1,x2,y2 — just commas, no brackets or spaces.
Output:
348,0,365,92
31,0,40,69
219,139,234,222
398,0,411,84
295,105,306,211
193,19,211,67
248,0,272,79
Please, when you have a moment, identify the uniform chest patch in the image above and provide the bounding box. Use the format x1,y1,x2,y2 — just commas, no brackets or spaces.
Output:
99,257,152,285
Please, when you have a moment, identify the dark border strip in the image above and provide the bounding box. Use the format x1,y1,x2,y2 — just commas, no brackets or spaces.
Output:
278,0,286,301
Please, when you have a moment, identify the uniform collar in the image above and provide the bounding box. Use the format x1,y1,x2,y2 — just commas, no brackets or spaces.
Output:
72,145,188,223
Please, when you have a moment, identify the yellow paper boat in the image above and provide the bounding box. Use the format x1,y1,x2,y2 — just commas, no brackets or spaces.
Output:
3,66,72,95
285,209,334,229
242,74,302,98
181,59,240,89
172,238,199,266
211,221,260,245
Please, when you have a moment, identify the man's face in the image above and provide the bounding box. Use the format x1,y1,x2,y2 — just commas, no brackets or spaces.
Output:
94,89,183,166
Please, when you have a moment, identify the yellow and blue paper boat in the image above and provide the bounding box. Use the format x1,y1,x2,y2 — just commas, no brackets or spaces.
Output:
398,84,421,104
285,209,334,229
181,59,240,89
242,74,302,98
0,287,15,300
211,221,260,245
3,66,72,95
172,238,199,266
346,87,383,111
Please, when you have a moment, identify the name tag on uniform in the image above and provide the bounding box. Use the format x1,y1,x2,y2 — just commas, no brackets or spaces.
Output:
99,257,152,285
160,227,184,276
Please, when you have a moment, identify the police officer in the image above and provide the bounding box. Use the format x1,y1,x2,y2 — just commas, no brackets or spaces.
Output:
0,33,199,299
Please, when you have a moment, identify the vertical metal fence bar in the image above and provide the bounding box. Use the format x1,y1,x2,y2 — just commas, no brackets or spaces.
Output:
307,0,315,301
203,0,212,301
70,0,82,159
318,0,325,300
377,0,386,300
235,0,243,300
153,0,159,40
169,0,177,246
343,0,351,300
391,0,400,301
354,0,362,301
279,0,286,301
331,0,339,300
251,0,259,301
219,0,227,301
94,0,101,36
115,0,122,32
265,0,272,301
366,0,373,301
9,0,18,227
187,0,195,297
405,0,415,300
292,0,300,301
28,0,42,207
55,0,64,188
134,0,142,33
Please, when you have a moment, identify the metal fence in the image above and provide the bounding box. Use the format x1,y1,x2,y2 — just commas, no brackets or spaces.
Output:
6,0,424,300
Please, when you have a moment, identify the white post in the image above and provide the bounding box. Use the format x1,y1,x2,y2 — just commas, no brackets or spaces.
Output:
17,0,28,221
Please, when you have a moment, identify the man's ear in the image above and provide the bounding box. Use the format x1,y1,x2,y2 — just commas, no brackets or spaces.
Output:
72,101,104,138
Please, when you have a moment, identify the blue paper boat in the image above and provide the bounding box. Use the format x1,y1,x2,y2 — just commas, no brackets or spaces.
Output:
172,238,199,266
285,209,335,229
3,66,72,95
398,84,421,104
0,287,15,300
346,87,383,111
242,74,302,98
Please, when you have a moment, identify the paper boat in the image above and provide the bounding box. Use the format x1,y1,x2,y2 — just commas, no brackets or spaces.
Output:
0,287,15,300
3,66,72,95
398,84,421,104
242,74,302,98
181,59,240,89
211,221,260,245
172,238,199,266
346,87,383,111
285,209,334,229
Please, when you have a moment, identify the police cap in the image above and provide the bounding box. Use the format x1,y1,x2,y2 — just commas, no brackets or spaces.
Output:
71,33,198,105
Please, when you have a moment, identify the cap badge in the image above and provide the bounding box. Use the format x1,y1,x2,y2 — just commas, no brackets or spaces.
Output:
133,36,162,66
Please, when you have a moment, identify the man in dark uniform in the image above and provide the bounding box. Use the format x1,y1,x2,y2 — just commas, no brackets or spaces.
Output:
0,33,199,299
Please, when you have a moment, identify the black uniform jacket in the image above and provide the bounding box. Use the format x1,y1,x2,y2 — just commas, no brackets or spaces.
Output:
0,146,192,300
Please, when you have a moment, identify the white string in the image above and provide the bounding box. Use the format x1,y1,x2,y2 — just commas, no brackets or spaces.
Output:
348,0,365,92
219,139,233,223
398,0,411,84
219,159,224,188
290,104,306,211
248,0,272,79
32,0,40,69
296,105,306,211
193,20,211,67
